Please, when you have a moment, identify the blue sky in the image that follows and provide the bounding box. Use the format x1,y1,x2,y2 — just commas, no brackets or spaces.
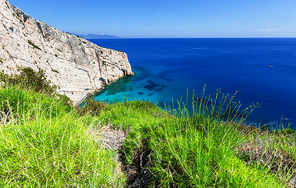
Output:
9,0,296,38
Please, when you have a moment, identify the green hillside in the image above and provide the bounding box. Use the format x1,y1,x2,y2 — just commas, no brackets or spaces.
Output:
0,68,295,187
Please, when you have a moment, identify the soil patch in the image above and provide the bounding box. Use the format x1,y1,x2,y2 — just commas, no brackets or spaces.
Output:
89,125,153,187
120,141,153,187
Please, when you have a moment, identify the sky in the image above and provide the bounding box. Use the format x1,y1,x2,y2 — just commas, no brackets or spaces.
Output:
8,0,296,38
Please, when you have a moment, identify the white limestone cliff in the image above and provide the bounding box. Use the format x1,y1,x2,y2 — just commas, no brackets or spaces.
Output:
0,0,133,105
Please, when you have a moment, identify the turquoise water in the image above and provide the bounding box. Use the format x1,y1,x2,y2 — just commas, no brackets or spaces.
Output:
90,38,296,128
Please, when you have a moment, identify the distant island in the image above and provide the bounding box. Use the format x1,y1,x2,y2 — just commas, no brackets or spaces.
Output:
73,33,120,39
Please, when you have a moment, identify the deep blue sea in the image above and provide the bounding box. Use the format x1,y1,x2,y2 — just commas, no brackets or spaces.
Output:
90,38,296,129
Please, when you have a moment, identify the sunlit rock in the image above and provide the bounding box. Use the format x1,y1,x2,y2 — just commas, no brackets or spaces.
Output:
0,0,133,105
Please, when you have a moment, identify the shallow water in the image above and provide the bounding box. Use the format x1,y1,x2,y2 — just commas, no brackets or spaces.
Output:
90,38,296,129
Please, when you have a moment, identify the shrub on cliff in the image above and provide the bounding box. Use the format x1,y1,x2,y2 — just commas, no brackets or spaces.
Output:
0,67,55,93
0,67,70,105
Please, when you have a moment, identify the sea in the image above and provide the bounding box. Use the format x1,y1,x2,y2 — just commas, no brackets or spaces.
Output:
89,38,296,129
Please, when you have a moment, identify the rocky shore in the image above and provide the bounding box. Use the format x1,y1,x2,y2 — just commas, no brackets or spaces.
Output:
0,0,133,105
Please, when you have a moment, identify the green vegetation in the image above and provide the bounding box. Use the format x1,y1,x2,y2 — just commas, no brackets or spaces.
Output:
0,69,124,187
76,98,106,117
96,94,294,187
0,67,56,94
28,40,41,50
51,68,59,74
0,69,295,187
0,87,125,187
0,66,70,106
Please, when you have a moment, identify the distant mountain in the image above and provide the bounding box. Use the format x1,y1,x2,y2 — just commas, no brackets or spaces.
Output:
73,33,120,39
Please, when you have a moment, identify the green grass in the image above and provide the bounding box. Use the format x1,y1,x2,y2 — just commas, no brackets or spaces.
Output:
0,86,125,187
0,81,295,186
95,96,289,187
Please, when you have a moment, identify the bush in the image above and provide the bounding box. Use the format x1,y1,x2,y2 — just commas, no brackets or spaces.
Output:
76,98,106,116
0,67,71,105
0,67,54,93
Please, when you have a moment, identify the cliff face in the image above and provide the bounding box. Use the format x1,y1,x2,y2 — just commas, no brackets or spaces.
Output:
0,0,133,105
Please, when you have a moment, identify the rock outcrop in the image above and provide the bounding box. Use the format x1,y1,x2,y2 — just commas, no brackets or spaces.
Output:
0,0,133,105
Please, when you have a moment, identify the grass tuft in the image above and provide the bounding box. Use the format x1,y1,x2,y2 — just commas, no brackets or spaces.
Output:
77,98,106,116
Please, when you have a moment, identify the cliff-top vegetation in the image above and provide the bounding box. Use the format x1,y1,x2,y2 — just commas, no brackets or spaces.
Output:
0,68,295,187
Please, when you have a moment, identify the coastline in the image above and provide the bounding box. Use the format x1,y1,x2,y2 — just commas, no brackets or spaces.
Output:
74,73,134,107
0,0,134,107
1,68,295,187
89,38,296,127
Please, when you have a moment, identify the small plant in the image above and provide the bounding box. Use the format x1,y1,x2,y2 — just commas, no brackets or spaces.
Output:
51,68,59,73
55,54,58,57
272,128,295,136
0,59,3,64
124,100,157,111
76,98,106,116
28,40,41,50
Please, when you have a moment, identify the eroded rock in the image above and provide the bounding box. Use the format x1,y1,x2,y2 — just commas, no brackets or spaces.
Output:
0,0,133,105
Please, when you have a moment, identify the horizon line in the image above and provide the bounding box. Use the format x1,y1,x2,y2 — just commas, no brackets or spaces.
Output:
87,36,296,39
